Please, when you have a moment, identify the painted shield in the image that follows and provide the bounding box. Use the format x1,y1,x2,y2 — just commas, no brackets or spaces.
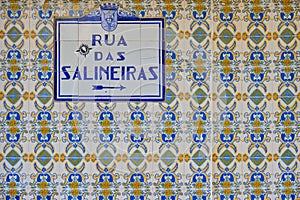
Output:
101,9,118,32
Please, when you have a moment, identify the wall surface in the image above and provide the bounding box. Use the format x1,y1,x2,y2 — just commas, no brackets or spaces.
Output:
0,0,299,199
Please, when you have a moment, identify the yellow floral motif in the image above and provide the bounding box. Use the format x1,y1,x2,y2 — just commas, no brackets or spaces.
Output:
223,128,231,134
131,182,141,188
41,66,49,72
71,189,79,196
283,180,292,187
221,60,230,67
252,181,261,187
165,120,172,127
102,190,111,196
254,128,261,134
284,127,292,134
41,59,49,65
133,120,141,126
134,127,142,134
283,120,291,126
39,120,48,126
196,127,204,134
70,181,78,189
284,188,293,195
253,66,262,74
282,59,291,66
284,67,292,73
196,189,203,195
165,127,174,134
253,6,262,13
252,60,261,67
133,190,142,196
101,181,110,189
283,6,293,13
103,128,111,134
10,65,19,73
223,120,230,127
195,120,204,127
72,127,80,134
10,127,19,134
70,120,79,126
9,189,17,196
253,189,263,195
40,127,50,134
253,120,261,127
8,120,17,126
195,182,203,188
222,66,232,74
102,120,110,127
40,189,49,196
39,181,48,189
222,181,230,188
163,182,172,189
196,4,205,12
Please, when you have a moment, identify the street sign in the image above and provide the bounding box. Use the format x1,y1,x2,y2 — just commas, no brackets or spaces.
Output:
54,3,165,101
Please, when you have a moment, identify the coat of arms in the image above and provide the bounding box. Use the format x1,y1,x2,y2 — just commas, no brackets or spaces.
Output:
100,3,118,32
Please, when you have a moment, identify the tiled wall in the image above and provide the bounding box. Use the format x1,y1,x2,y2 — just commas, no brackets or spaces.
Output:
0,0,299,199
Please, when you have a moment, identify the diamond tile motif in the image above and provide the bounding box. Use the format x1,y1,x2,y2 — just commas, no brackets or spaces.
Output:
161,150,176,166
193,27,208,43
219,29,234,44
129,150,144,167
249,89,264,105
250,28,264,44
37,149,51,166
6,88,21,104
281,149,295,166
37,88,52,104
250,150,264,166
68,149,82,166
6,149,21,166
99,149,113,166
193,88,208,104
192,150,206,167
220,150,234,166
38,27,52,43
219,89,234,105
7,26,22,42
280,28,294,44
280,88,295,105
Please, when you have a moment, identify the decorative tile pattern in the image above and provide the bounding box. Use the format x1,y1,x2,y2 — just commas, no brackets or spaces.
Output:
0,0,299,199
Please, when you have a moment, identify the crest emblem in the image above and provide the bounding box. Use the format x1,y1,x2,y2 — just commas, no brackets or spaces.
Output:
101,4,118,32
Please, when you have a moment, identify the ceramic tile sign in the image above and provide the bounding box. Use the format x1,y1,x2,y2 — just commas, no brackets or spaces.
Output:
54,4,165,101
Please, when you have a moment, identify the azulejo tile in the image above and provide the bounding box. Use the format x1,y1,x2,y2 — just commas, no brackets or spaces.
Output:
0,0,299,199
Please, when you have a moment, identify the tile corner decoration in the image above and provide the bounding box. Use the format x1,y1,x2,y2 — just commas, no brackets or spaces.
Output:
54,3,165,101
0,0,300,199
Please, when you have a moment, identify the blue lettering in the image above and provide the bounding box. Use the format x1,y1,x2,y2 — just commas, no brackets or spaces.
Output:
94,66,98,80
106,52,113,61
94,52,103,61
110,66,120,80
118,35,127,46
105,34,115,46
138,67,147,80
92,34,101,46
99,66,109,80
127,66,136,80
73,67,82,80
149,66,158,80
121,66,126,80
61,66,71,80
117,52,125,61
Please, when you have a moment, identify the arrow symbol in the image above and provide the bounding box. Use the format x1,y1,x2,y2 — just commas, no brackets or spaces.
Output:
92,85,126,91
